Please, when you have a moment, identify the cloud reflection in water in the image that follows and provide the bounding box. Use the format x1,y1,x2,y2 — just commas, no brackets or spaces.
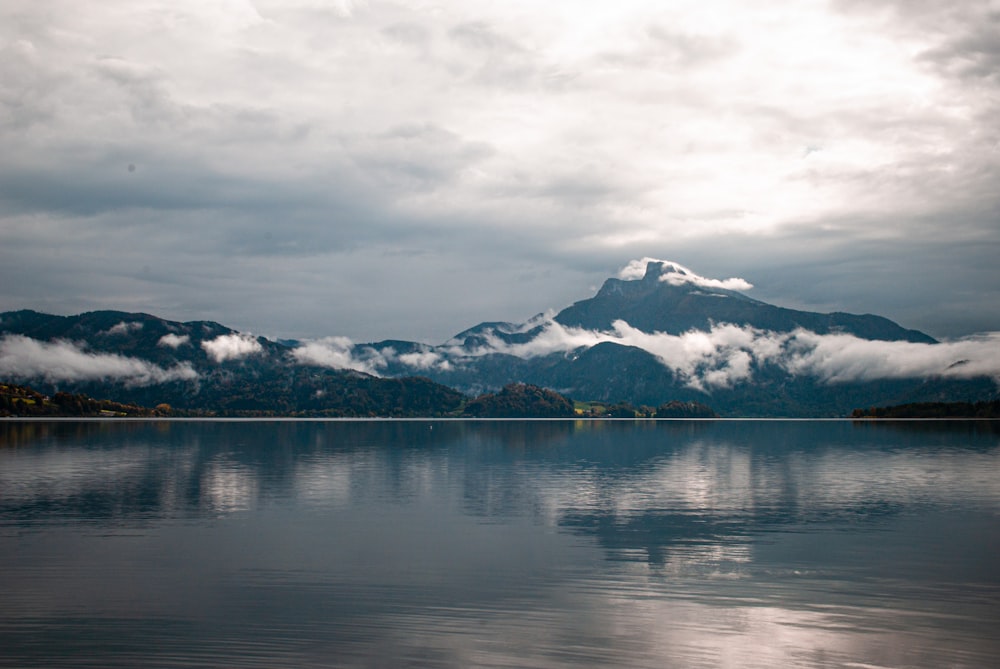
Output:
0,419,997,668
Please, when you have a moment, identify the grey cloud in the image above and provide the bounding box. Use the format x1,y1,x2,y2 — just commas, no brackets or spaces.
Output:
449,21,524,53
381,22,431,46
651,24,735,52
344,123,495,192
0,206,591,343
253,0,359,23
644,26,739,67
0,39,61,130
834,0,1000,81
531,169,629,207
1,0,999,346
832,0,996,30
593,25,739,77
0,12,515,261
0,92,346,220
93,56,183,126
0,160,275,217
445,20,550,88
0,138,433,265
919,22,1000,81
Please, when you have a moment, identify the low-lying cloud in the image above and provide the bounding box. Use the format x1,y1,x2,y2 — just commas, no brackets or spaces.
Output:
783,330,1000,383
0,335,198,386
292,338,454,376
398,350,452,371
201,334,263,363
453,320,772,390
103,321,144,336
292,337,388,376
474,320,1000,390
158,333,191,348
294,318,1000,392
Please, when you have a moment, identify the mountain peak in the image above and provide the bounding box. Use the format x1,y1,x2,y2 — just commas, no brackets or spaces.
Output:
618,257,754,292
553,258,935,344
591,258,753,303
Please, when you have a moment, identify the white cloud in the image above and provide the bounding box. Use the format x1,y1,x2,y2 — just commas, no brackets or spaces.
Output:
157,333,190,348
201,333,263,363
662,272,754,292
447,319,766,390
618,258,662,281
783,330,1000,383
0,334,198,386
292,337,387,375
618,258,754,291
103,321,144,336
293,338,454,374
398,350,452,371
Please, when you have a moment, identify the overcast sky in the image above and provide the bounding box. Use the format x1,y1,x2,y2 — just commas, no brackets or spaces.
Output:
1,0,998,344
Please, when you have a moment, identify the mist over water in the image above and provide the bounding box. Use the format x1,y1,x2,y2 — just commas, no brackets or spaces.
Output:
1,419,998,668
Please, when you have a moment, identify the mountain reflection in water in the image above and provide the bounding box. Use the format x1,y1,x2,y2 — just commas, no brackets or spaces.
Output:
1,419,998,668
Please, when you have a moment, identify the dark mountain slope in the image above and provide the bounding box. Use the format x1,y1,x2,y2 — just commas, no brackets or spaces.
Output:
0,310,466,416
554,261,935,343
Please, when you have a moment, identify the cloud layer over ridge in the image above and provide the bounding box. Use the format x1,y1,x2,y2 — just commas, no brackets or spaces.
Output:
292,319,1000,391
0,335,198,386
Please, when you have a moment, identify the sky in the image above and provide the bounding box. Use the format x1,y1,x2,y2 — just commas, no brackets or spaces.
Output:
1,0,999,345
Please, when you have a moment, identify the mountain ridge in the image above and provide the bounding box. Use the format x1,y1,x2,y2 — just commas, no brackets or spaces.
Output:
1,259,996,416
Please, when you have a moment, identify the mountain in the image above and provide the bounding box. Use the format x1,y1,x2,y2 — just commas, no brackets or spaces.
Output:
0,309,465,416
356,260,993,415
1,259,996,416
553,261,935,343
1,381,168,417
464,383,576,418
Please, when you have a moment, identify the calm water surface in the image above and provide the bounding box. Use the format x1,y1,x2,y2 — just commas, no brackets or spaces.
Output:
1,419,998,668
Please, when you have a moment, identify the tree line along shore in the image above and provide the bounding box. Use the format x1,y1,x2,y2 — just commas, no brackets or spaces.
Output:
1,381,716,419
6,381,997,419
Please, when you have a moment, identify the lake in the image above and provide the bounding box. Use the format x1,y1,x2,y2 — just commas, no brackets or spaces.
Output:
1,419,998,668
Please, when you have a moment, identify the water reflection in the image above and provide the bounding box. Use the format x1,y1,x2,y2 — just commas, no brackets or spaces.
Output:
1,419,998,668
